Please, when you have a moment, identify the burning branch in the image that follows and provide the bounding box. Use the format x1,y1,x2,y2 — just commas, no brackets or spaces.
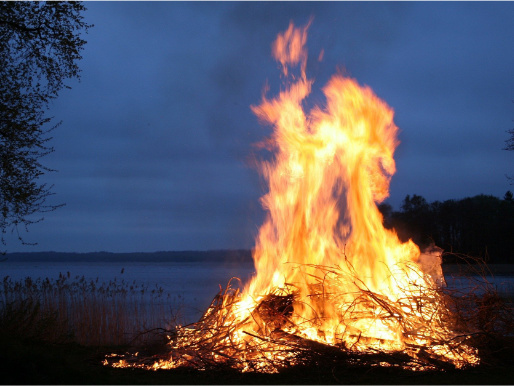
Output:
105,260,480,373
105,21,486,373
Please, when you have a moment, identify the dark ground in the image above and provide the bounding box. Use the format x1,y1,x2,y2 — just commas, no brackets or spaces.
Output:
2,260,513,384
2,337,514,385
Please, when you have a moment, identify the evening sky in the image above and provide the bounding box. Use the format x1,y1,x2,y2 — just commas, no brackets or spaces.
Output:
6,2,514,253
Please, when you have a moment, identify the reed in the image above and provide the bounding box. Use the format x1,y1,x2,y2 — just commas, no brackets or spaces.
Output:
0,273,178,346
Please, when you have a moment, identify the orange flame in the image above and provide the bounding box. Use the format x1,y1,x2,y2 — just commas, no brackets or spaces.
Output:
107,21,479,372
246,20,413,339
236,20,477,362
272,20,311,77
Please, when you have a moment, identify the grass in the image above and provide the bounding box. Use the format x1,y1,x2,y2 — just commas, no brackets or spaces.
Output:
1,273,177,346
1,267,514,384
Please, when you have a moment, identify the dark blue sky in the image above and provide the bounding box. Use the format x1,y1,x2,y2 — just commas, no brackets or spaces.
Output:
6,2,514,253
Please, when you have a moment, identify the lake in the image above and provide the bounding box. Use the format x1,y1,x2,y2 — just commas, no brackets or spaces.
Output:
2,256,513,324
1,257,256,324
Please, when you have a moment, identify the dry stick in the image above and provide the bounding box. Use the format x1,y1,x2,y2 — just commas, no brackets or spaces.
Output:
118,257,482,371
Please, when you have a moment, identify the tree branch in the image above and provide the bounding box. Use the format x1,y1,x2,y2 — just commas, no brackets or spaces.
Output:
0,19,40,34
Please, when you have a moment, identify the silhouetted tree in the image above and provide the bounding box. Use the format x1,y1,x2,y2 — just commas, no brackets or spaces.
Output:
377,202,393,228
505,128,514,151
0,2,91,248
430,199,460,255
497,193,514,262
391,194,433,248
385,194,514,264
505,118,514,182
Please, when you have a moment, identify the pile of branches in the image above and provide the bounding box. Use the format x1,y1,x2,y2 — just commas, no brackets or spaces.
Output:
440,258,514,367
103,260,506,373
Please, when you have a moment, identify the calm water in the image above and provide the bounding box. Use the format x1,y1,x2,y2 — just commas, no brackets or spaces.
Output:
2,260,513,324
1,259,256,324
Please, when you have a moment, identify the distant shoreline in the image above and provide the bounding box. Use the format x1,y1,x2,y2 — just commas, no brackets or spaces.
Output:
4,250,514,276
2,250,254,263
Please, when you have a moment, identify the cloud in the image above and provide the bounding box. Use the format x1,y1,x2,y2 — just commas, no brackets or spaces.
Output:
5,2,513,252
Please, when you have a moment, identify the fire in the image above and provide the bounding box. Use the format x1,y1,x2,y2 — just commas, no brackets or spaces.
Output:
106,21,479,372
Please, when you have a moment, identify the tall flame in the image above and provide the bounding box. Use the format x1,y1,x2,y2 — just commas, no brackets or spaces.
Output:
107,21,479,372
244,20,426,346
234,21,476,363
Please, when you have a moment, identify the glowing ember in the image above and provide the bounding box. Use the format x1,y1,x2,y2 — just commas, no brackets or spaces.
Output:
106,21,479,372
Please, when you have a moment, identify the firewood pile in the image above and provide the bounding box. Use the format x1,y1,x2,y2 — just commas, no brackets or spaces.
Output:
104,261,495,373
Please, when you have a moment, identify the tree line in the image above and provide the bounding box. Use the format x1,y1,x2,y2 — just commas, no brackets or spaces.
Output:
378,192,514,264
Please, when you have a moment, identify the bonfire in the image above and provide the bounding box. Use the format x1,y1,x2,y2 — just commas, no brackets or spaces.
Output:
105,21,480,373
